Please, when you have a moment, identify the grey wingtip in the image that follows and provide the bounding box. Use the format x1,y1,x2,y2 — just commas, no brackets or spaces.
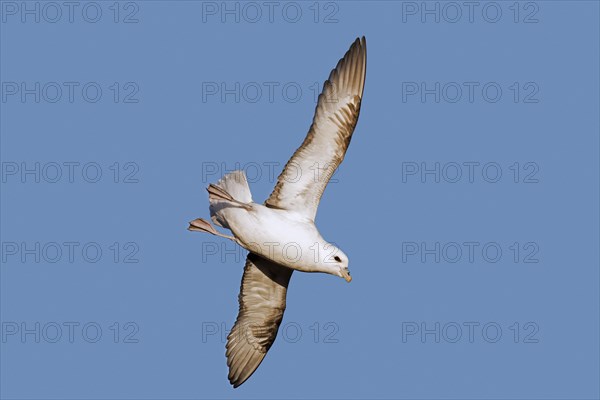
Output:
227,353,267,388
351,35,366,52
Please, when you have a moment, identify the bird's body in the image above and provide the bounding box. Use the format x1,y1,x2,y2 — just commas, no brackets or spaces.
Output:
207,174,346,275
189,37,367,387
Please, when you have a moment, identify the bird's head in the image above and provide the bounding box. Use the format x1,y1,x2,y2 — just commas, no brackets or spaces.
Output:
326,246,351,283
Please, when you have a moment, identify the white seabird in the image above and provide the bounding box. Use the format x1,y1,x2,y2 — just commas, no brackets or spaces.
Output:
189,37,367,387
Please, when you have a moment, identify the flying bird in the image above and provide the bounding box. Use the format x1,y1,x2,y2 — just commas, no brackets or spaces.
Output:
189,37,367,387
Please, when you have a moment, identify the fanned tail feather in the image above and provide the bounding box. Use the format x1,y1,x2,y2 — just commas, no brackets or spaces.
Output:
209,170,253,228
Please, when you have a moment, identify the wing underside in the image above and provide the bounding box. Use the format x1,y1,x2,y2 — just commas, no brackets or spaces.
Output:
226,253,293,387
265,37,367,220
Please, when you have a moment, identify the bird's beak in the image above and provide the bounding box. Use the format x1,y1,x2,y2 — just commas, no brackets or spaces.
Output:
340,268,352,283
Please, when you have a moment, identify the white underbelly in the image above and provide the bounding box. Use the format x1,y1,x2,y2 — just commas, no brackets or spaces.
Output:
224,204,323,271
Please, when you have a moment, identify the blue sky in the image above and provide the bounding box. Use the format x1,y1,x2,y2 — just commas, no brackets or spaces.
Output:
1,1,599,398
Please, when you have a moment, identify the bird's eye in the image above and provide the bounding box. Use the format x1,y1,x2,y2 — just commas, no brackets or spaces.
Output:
334,256,342,262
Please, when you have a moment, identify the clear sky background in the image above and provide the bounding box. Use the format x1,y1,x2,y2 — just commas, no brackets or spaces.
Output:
1,1,599,399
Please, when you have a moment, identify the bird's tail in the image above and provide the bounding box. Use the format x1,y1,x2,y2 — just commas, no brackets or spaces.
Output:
208,170,253,229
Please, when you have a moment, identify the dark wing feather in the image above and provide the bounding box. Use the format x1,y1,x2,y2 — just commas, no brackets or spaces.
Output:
265,37,367,220
226,253,293,388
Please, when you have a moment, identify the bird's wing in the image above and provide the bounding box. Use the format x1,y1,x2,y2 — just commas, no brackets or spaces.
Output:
265,37,367,220
226,253,293,388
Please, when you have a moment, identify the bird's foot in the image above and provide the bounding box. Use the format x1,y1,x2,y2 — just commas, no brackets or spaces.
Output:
188,218,236,241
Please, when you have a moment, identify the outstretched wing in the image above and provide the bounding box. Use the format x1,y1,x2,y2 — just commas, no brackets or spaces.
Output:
226,253,293,388
265,37,367,220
